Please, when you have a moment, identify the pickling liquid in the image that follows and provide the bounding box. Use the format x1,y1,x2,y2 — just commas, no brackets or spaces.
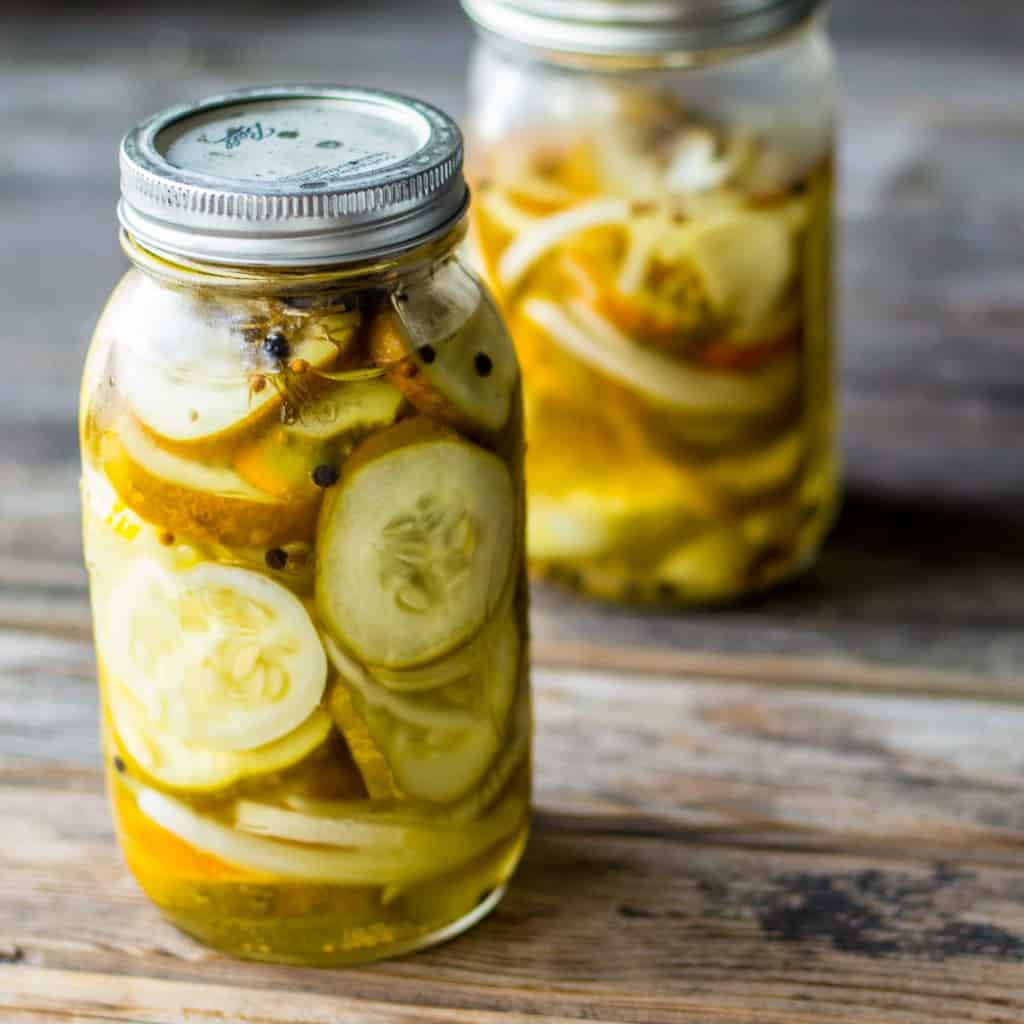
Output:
80,254,531,964
471,116,837,604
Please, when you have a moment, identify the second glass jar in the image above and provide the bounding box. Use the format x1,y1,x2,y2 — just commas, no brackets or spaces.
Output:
463,0,838,604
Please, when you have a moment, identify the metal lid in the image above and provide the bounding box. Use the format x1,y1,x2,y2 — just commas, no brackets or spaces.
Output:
119,85,467,267
461,0,824,56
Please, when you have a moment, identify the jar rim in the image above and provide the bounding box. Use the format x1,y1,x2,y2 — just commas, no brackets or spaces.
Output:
461,0,825,58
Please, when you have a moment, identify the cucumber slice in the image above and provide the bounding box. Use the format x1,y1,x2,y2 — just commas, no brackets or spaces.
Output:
233,427,329,502
700,429,804,500
108,679,332,793
114,276,339,446
231,377,405,510
326,607,521,804
104,411,319,546
284,376,405,443
682,210,795,334
370,264,518,434
102,559,327,752
327,678,402,800
316,419,516,670
655,527,752,599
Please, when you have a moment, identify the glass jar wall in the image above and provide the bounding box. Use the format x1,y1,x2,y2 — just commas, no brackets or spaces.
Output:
81,87,530,965
463,2,838,604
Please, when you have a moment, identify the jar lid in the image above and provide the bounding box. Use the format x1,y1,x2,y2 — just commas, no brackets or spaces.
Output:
461,0,824,56
119,85,467,267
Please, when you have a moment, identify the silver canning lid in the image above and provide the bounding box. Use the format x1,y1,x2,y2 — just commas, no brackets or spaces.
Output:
461,0,824,56
119,85,467,267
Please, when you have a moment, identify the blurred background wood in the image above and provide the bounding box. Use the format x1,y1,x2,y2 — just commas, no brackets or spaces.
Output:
3,0,1024,682
2,1,1024,1019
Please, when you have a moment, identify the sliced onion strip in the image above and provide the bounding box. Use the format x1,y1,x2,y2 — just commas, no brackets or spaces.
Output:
497,199,631,290
524,298,797,417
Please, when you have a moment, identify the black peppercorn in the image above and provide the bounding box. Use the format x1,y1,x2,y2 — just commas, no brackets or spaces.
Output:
418,344,436,364
265,547,288,570
474,352,493,377
263,329,290,360
312,464,340,488
113,755,126,774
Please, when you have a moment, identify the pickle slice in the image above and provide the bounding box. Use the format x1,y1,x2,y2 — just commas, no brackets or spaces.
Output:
326,606,521,804
370,287,518,435
380,609,520,804
681,209,796,334
326,666,402,800
233,428,329,502
103,411,319,546
316,418,516,670
115,279,340,447
655,527,752,600
102,559,327,752
284,376,405,443
108,679,332,793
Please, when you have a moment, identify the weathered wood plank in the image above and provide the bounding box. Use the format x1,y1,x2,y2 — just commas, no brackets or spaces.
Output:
7,629,1024,858
3,629,1024,1020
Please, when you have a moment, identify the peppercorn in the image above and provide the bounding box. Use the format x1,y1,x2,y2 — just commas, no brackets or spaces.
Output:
265,547,288,570
474,352,493,377
263,329,290,360
418,344,436,364
312,464,340,488
113,755,126,774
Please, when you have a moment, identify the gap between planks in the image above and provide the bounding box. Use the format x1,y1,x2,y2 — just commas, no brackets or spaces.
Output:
532,639,1024,705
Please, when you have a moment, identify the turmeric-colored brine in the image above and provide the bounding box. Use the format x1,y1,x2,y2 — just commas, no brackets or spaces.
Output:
471,101,837,603
82,86,530,965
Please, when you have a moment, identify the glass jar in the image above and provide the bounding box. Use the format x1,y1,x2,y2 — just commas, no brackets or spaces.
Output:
462,0,838,603
80,86,530,965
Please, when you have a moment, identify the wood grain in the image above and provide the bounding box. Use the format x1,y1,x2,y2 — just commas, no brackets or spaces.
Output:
3,630,1024,1021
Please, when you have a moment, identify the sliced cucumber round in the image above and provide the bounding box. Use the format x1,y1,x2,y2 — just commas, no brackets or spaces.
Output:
369,264,518,435
104,411,319,546
114,277,339,447
380,609,520,804
102,559,327,752
316,419,516,670
108,678,332,793
325,605,521,804
284,376,405,443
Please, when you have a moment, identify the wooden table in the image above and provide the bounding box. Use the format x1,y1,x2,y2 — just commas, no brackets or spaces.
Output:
3,2,1024,1020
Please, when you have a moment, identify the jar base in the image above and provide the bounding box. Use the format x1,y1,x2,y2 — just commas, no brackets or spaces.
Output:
159,881,512,967
532,487,841,608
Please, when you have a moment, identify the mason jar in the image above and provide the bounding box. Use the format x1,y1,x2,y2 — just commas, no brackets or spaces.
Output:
80,86,530,965
462,0,838,604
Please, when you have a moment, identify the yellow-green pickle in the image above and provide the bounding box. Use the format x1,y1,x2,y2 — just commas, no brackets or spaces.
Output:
80,87,530,964
463,0,839,603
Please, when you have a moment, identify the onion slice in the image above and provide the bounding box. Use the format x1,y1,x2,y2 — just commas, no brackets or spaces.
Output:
524,298,798,417
130,780,522,884
497,199,631,290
